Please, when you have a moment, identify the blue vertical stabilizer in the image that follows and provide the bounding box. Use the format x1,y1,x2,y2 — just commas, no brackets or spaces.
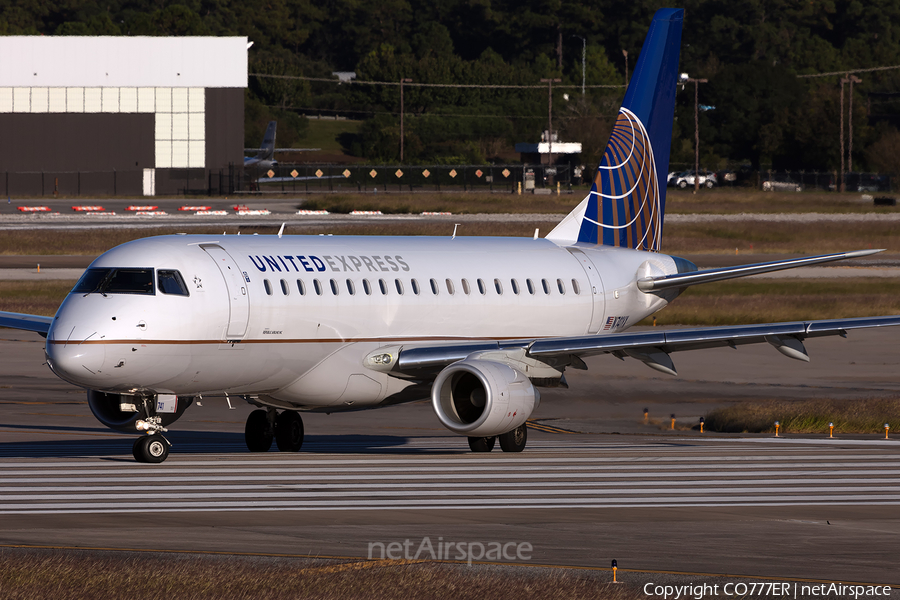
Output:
550,8,683,251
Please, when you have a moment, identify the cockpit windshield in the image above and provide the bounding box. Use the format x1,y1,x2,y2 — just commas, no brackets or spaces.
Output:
73,268,155,296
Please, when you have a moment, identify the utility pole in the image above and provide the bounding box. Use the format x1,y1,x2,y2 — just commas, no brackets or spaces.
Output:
680,75,708,193
399,78,412,163
840,74,862,189
623,49,629,87
540,78,562,167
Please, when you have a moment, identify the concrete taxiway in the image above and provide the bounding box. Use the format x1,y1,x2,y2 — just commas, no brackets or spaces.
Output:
1,330,899,585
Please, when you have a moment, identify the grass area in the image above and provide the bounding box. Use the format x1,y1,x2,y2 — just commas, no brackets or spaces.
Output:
0,551,638,600
0,281,74,316
664,187,899,214
704,397,900,434
640,279,900,326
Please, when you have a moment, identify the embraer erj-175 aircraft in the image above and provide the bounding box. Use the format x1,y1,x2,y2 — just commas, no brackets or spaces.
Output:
243,121,278,170
2,8,898,463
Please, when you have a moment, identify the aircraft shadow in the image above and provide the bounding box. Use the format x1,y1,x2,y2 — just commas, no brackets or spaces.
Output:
0,426,463,458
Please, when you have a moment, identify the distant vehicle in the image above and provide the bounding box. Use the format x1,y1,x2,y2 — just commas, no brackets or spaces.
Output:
244,121,278,171
671,170,716,189
762,175,802,192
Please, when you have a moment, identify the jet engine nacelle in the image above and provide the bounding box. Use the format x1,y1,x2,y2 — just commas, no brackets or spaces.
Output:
431,359,540,437
87,390,192,433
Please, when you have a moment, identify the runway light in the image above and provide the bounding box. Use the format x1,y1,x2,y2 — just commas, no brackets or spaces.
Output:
611,559,618,583
699,416,705,434
886,423,890,439
670,414,676,430
643,408,649,423
829,422,834,438
775,421,780,437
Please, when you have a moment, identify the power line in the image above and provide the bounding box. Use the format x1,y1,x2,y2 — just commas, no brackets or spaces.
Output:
250,73,625,89
264,105,615,120
797,64,900,78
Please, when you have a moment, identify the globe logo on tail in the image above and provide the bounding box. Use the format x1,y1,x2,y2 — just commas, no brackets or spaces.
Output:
589,107,661,252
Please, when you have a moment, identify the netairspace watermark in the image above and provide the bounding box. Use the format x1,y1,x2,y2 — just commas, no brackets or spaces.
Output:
643,582,893,599
367,537,532,566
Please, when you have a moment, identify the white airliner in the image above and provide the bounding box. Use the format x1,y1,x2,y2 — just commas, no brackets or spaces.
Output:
2,8,898,463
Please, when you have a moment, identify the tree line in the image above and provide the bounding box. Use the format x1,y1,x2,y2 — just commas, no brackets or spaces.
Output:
5,0,900,172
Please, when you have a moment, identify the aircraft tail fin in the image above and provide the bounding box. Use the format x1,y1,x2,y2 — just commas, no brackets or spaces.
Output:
547,8,683,252
258,121,277,160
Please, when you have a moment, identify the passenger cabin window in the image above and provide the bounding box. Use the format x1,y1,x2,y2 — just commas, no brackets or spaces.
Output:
445,279,455,295
363,279,372,295
572,279,581,294
297,280,306,295
557,278,566,294
346,279,356,295
73,268,155,296
526,279,535,295
158,270,189,296
395,279,404,295
280,279,289,295
430,279,439,295
379,279,388,295
461,279,471,295
542,279,550,294
411,279,420,295
511,279,520,295
314,279,323,295
477,279,486,295
264,279,272,295
330,279,340,295
494,278,503,294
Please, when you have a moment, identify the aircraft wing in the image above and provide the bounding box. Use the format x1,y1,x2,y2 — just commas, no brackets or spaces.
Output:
390,315,900,378
0,311,52,336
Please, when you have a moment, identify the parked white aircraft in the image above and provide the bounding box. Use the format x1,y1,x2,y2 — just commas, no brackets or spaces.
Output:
2,8,898,463
243,121,278,171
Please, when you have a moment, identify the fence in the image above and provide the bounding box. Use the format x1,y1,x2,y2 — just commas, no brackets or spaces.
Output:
2,166,894,197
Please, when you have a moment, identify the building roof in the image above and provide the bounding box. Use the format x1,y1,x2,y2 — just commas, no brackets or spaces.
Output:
0,37,247,88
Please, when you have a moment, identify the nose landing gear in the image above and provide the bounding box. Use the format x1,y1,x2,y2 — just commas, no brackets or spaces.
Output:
244,408,304,453
132,416,172,463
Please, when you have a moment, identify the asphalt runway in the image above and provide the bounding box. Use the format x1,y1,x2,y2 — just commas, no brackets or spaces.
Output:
1,330,899,586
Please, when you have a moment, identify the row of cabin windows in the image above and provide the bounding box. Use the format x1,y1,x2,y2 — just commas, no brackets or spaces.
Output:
262,276,582,298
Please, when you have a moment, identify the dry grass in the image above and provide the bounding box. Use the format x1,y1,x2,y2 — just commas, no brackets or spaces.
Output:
641,279,900,326
0,281,74,316
665,187,899,214
0,551,640,600
704,397,900,434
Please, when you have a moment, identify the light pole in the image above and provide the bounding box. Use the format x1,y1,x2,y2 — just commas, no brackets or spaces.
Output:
540,78,562,167
400,77,412,162
570,35,586,98
623,49,629,87
680,73,708,193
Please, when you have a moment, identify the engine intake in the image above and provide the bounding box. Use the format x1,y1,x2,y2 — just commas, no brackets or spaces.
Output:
431,359,539,437
87,390,192,433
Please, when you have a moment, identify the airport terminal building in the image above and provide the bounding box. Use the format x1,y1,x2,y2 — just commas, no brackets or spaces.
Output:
0,37,247,196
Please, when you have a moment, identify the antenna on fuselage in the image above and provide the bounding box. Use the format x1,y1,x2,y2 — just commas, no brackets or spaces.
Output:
452,224,459,239
534,228,539,239
278,223,285,238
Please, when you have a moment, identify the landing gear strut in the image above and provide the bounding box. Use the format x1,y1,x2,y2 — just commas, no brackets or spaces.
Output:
244,408,304,453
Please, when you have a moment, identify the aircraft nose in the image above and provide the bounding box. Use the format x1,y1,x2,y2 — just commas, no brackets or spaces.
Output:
45,337,107,387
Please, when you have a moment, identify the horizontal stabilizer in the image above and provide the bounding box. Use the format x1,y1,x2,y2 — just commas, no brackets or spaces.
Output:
637,249,882,292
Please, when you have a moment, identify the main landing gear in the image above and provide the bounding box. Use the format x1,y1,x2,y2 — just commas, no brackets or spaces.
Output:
244,408,305,453
467,424,527,453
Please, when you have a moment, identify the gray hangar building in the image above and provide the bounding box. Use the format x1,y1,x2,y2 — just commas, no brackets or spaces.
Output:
0,36,247,196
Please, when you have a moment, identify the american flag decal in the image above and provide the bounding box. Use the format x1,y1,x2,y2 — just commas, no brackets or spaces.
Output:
603,316,630,331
